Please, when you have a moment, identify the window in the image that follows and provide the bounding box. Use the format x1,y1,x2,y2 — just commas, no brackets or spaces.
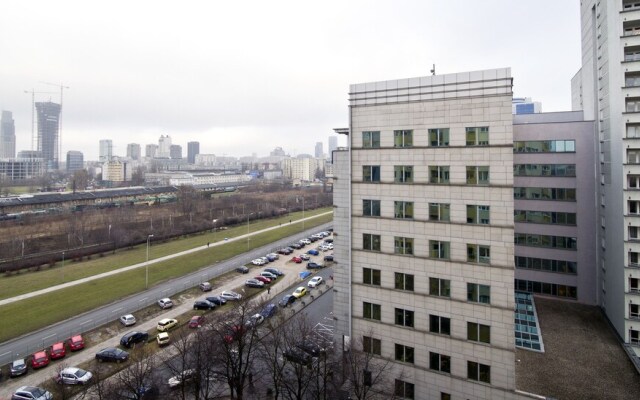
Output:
626,46,640,61
467,322,491,343
363,234,381,251
467,361,491,384
467,244,491,264
631,329,640,345
441,393,451,400
514,256,577,274
626,72,640,87
394,130,413,148
466,166,490,185
627,99,640,113
363,165,381,182
363,199,381,217
630,304,640,319
467,283,491,304
513,164,576,177
630,277,640,293
429,315,451,335
628,150,640,164
363,336,381,355
394,201,414,219
394,166,413,183
394,379,415,399
362,131,380,148
395,308,414,327
630,252,640,267
429,128,450,147
631,201,640,215
395,273,414,291
430,278,451,297
429,166,450,184
363,302,381,320
628,125,640,138
429,240,450,259
363,268,381,286
513,140,576,153
514,210,577,225
514,233,577,250
429,203,450,221
466,127,489,145
429,352,451,373
394,237,414,255
513,187,576,201
467,205,490,224
394,344,414,363
629,175,640,189
515,279,578,299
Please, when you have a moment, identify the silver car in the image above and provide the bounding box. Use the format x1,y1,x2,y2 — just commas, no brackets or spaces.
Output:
11,386,52,400
56,367,93,385
220,290,242,301
119,314,136,326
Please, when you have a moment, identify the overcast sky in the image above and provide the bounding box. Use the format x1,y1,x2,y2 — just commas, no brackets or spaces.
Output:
1,0,581,161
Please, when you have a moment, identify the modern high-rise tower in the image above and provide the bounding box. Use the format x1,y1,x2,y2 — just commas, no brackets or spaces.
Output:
314,141,323,158
328,135,338,158
126,143,141,160
35,102,61,170
187,141,200,164
0,111,16,158
99,139,113,162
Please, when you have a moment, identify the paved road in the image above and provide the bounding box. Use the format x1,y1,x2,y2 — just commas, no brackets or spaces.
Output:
0,220,332,372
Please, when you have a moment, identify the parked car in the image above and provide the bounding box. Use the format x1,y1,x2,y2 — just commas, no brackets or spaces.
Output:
291,256,302,263
199,282,212,291
236,266,250,274
277,248,292,255
300,254,310,261
308,276,324,288
251,258,266,266
245,279,265,288
55,367,93,385
307,249,319,256
189,315,206,328
307,262,323,269
300,238,311,245
254,275,271,284
264,267,283,276
31,351,49,369
50,342,66,360
245,313,265,328
95,347,129,363
119,314,137,326
279,294,297,307
292,287,308,298
157,318,178,332
115,383,158,400
206,295,227,306
266,253,279,261
193,300,216,310
67,334,85,351
157,298,173,309
11,386,52,400
324,255,334,262
10,359,27,377
297,341,324,357
283,348,313,366
259,256,270,264
260,303,278,318
261,271,278,281
168,369,196,388
290,243,302,249
220,290,242,301
120,331,149,348
157,332,170,346
324,238,334,243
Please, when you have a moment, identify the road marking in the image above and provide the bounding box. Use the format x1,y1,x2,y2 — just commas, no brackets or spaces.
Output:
80,319,93,325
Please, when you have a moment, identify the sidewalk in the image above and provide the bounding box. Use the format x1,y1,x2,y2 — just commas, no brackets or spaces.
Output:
0,237,333,398
0,211,332,307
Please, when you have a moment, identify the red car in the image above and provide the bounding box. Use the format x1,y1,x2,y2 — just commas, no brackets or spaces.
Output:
68,334,85,351
31,350,50,369
291,256,302,263
254,276,271,284
189,315,205,329
50,342,66,360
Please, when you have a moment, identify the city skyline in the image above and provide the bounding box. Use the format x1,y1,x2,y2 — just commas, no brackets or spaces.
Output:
1,1,580,160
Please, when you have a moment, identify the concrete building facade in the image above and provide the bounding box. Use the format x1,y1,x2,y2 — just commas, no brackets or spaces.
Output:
187,141,200,164
127,143,141,160
66,150,84,172
282,157,324,182
333,69,540,399
145,144,158,159
158,135,171,158
170,144,182,159
0,111,16,159
99,139,113,162
102,159,131,182
0,158,44,181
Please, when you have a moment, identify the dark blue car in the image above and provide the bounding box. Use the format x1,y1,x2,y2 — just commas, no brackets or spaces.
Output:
279,295,297,307
307,249,319,256
260,303,278,318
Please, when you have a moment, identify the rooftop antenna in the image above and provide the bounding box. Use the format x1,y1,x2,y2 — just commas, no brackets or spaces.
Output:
430,64,436,76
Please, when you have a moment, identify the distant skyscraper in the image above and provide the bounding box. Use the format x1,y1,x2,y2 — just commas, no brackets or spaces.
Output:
314,141,323,158
127,143,141,160
66,151,84,172
512,97,542,114
158,135,171,158
328,135,338,158
35,102,61,170
145,144,158,158
99,140,113,162
0,111,16,158
170,144,182,159
187,141,200,164
270,147,286,157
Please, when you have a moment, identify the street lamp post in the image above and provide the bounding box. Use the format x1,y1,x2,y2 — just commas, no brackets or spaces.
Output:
247,213,254,250
146,234,154,289
61,251,65,282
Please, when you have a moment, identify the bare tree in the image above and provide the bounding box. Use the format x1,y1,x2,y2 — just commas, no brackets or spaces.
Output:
106,346,159,400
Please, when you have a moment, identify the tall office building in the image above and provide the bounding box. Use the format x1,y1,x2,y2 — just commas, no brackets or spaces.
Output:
127,143,141,160
170,144,182,159
314,141,323,158
572,0,640,357
333,69,528,399
35,101,61,170
66,150,84,172
99,140,113,162
328,135,338,158
0,111,16,158
187,141,199,164
512,97,542,115
158,135,171,158
145,144,158,158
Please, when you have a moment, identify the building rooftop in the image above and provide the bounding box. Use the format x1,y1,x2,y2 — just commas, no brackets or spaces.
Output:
515,297,640,399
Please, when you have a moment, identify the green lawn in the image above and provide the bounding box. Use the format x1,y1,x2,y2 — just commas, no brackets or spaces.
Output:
0,207,331,300
0,211,332,342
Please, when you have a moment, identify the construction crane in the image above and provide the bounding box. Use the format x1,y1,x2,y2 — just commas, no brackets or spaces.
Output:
40,82,70,167
24,89,56,152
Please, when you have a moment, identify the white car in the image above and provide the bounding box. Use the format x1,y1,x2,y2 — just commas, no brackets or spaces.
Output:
56,367,93,385
300,254,310,261
158,298,173,309
300,239,311,245
168,369,196,388
119,314,136,326
251,258,265,266
245,313,265,328
220,290,242,301
308,276,324,288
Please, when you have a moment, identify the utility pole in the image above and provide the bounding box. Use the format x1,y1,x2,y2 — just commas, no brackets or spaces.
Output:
24,89,56,151
40,82,70,168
